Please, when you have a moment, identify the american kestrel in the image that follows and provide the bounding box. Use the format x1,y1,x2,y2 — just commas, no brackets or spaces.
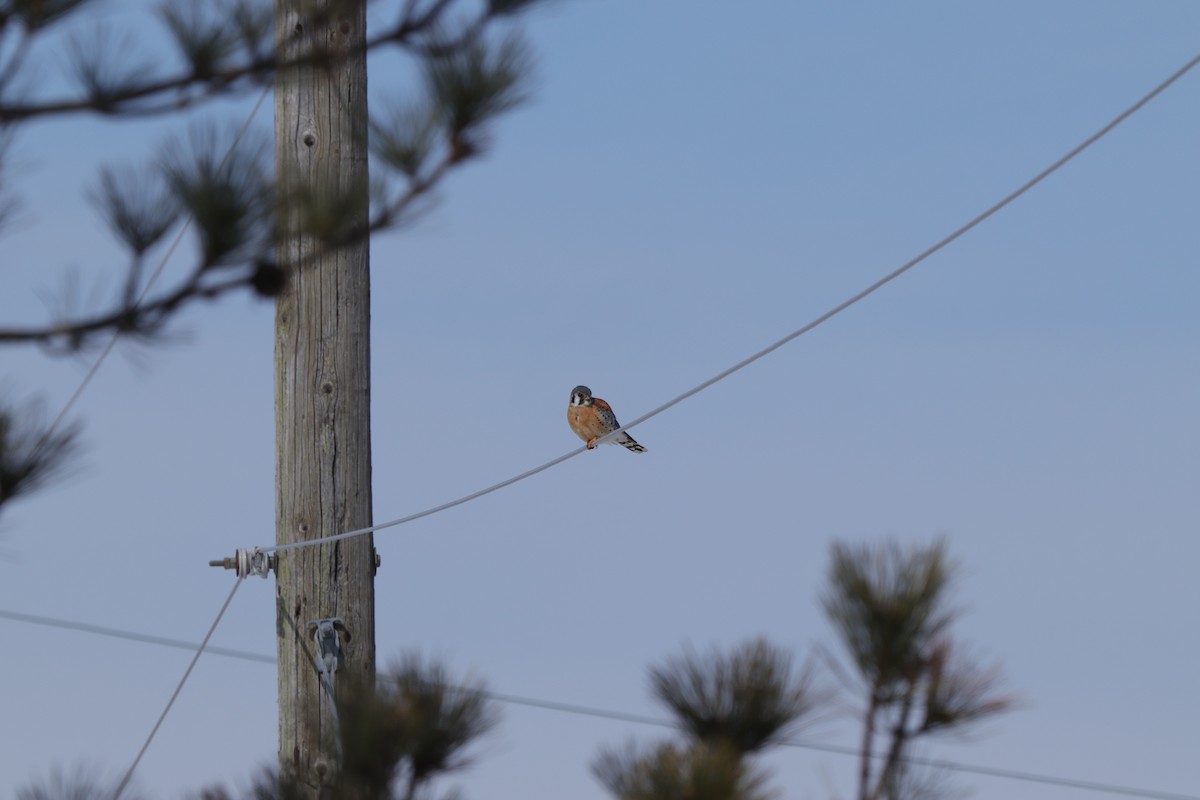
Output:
567,385,647,453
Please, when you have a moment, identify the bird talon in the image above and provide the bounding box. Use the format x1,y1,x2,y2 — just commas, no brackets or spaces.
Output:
586,438,598,449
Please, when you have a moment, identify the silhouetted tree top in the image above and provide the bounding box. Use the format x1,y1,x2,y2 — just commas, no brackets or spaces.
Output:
823,539,1011,800
650,637,826,755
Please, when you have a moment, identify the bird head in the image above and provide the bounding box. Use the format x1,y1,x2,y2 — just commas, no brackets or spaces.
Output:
569,385,593,406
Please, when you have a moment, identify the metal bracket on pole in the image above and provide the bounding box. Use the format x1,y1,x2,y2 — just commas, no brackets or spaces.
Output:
308,618,349,688
208,548,274,579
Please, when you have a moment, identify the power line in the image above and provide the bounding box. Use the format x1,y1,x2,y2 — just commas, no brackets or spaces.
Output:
33,85,272,459
3,606,1196,800
110,578,246,800
0,607,274,664
481,695,1200,800
264,48,1200,557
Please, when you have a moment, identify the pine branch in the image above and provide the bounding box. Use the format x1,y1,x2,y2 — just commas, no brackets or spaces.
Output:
858,689,878,800
0,0,548,518
0,138,451,348
0,0,546,122
0,271,255,346
649,638,827,756
593,740,773,800
0,396,81,513
871,675,918,800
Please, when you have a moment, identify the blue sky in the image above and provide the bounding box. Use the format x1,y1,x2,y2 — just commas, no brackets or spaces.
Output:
2,1,1198,799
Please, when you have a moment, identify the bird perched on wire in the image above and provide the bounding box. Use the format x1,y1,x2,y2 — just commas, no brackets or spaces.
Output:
567,385,647,453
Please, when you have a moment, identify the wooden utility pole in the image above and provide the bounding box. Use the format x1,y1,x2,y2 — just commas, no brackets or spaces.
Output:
273,0,374,793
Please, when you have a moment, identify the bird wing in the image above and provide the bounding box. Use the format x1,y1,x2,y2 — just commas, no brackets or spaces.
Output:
590,398,621,432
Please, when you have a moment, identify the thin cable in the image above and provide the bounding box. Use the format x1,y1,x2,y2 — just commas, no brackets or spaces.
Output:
484,694,1200,800
0,607,274,663
268,447,585,552
3,607,1196,800
110,577,245,800
34,86,272,456
267,49,1200,556
602,53,1200,447
819,745,1200,800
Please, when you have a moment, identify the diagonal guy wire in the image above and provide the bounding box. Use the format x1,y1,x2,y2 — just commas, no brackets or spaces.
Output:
111,577,245,800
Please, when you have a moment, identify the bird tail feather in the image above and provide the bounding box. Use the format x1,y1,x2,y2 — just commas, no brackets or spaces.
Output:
615,434,647,453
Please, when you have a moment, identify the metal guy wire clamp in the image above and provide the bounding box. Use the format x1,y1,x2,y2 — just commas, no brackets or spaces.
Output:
208,548,274,579
308,618,349,688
